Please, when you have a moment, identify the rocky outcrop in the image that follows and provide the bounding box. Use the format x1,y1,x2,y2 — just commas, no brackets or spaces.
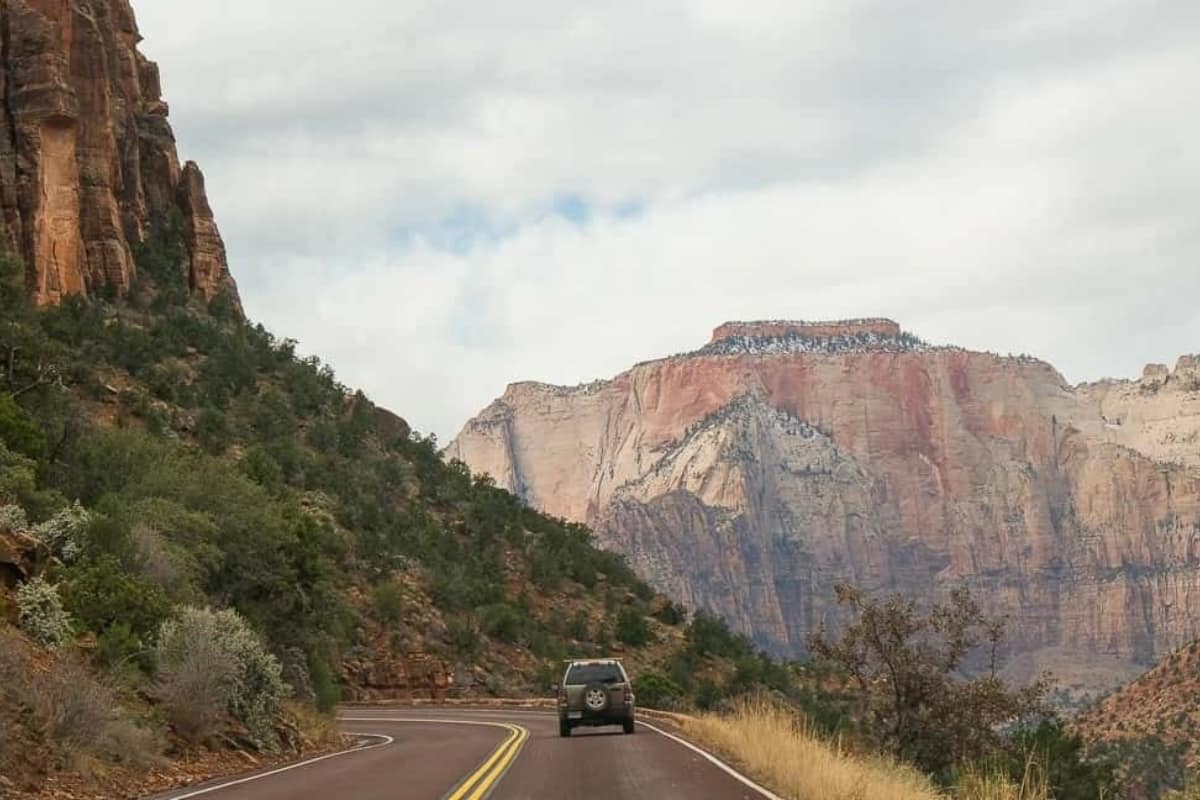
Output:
0,0,239,307
341,649,452,702
0,525,48,590
449,321,1200,687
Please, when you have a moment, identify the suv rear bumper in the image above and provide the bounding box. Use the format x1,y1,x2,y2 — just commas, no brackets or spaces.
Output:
559,708,634,727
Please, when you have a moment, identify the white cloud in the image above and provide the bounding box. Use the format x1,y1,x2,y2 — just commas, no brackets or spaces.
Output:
131,0,1200,439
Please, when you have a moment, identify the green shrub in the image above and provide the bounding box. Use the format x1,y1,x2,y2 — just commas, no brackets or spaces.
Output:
133,209,187,292
615,607,652,646
95,622,146,671
1004,720,1116,800
634,672,685,710
309,654,342,713
686,611,751,659
695,678,723,711
566,610,590,641
654,600,686,626
32,501,91,564
62,555,171,640
0,394,45,459
0,502,29,532
0,442,60,516
447,617,482,657
16,577,73,650
373,581,404,625
480,603,525,644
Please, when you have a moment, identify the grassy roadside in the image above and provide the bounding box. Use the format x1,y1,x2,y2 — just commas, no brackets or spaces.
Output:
675,699,1050,800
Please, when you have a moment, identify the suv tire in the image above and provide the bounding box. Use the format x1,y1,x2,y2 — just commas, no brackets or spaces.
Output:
583,682,610,713
623,718,635,735
559,720,572,738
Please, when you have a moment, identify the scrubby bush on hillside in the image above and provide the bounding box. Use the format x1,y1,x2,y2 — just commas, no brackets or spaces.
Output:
810,584,1051,781
653,599,686,626
0,442,61,520
155,607,288,747
62,555,171,665
634,672,685,710
480,602,525,643
615,607,652,646
32,501,90,563
1002,721,1116,800
0,502,28,531
16,577,72,650
0,627,160,771
0,393,45,459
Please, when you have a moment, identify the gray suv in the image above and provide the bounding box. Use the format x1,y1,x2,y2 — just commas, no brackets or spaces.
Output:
556,659,636,737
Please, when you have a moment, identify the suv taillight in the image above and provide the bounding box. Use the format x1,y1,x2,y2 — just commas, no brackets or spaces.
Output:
623,684,633,704
558,687,567,706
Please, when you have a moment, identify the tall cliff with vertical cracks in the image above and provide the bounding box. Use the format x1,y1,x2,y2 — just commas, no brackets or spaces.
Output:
449,320,1200,688
0,0,239,307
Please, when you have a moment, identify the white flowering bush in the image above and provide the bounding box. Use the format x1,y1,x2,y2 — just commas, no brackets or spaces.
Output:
33,502,91,564
0,503,29,532
16,577,73,650
155,607,288,748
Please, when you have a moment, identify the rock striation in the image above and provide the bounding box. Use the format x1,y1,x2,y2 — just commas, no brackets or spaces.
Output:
449,321,1200,687
0,0,239,307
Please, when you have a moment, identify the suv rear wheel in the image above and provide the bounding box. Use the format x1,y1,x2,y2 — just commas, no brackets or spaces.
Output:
559,720,572,738
583,683,610,713
623,717,635,735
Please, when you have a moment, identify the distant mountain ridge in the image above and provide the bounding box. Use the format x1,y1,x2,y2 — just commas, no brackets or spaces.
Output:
449,320,1200,689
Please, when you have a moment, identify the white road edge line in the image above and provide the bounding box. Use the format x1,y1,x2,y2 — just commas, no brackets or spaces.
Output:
636,720,786,800
160,733,394,799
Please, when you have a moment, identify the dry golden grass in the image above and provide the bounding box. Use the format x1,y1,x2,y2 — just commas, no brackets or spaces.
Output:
677,698,1049,800
680,698,944,800
284,700,348,750
953,761,1050,800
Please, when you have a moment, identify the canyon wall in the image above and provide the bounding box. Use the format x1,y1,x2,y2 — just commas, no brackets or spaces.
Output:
0,0,239,307
449,321,1200,685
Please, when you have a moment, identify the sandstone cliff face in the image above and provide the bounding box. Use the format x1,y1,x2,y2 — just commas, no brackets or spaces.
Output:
449,321,1200,684
0,0,239,307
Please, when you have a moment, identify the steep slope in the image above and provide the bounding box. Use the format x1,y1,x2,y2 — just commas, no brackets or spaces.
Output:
1073,641,1200,796
449,320,1200,685
0,0,238,306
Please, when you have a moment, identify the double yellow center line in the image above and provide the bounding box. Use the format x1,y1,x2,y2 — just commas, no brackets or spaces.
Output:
445,722,529,800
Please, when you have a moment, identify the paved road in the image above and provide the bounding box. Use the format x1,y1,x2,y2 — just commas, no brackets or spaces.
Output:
152,707,777,800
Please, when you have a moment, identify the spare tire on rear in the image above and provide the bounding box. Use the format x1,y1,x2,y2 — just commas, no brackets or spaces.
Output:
583,682,610,713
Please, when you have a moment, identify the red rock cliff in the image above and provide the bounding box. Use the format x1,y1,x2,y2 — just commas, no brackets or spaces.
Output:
0,0,239,307
449,322,1200,689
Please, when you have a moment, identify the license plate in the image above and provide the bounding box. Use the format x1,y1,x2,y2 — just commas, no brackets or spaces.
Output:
568,711,583,719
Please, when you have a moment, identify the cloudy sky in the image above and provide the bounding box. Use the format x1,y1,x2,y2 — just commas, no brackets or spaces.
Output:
133,0,1200,440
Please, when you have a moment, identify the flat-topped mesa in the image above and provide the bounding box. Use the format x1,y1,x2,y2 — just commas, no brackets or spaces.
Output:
0,0,240,310
700,318,927,357
451,325,1200,683
710,319,902,344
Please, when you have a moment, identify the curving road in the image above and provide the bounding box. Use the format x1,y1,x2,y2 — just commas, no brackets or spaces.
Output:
150,707,780,800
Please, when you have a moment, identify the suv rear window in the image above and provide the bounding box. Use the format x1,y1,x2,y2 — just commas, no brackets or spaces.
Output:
565,663,624,684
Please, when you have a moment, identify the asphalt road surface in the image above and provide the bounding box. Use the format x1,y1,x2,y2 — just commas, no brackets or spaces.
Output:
150,707,779,800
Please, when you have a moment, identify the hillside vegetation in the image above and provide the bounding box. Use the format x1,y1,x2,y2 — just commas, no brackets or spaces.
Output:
0,241,804,793
1075,640,1200,798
